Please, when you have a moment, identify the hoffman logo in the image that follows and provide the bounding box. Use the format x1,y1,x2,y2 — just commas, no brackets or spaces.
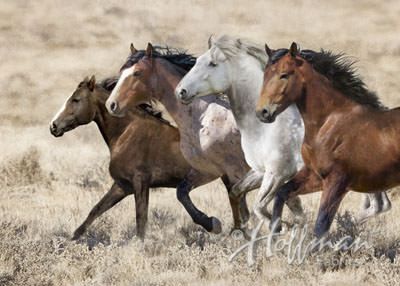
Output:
229,219,372,265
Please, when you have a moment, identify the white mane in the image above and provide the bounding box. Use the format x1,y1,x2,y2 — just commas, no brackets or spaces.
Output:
210,35,268,68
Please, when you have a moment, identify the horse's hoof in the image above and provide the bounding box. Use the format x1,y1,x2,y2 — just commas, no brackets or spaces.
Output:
210,217,222,234
230,228,251,240
71,228,85,241
230,228,245,240
71,233,80,241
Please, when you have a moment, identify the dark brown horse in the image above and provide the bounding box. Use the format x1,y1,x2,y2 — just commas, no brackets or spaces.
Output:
50,76,191,240
105,44,251,234
256,43,393,237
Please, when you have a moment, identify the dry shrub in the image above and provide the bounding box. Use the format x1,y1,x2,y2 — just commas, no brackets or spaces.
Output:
0,147,49,187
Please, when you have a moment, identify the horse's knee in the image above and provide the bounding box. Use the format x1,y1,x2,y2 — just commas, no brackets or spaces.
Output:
176,180,190,203
230,182,243,198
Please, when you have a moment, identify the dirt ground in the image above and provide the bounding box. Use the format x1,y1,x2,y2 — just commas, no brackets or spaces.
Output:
1,0,400,285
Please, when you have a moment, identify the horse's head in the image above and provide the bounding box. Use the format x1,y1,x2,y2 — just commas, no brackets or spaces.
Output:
50,76,98,137
256,42,306,123
106,43,155,117
175,36,231,104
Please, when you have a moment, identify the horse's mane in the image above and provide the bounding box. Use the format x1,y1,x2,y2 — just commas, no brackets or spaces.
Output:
97,76,174,126
271,48,386,110
211,35,268,68
120,46,196,72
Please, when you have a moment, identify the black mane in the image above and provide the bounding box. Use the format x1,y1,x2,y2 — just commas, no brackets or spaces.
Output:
99,76,119,91
269,48,385,110
120,46,196,72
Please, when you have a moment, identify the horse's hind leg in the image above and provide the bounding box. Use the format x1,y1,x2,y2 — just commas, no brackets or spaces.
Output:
176,169,219,233
380,191,392,213
358,193,381,223
221,175,248,230
72,182,130,240
358,192,392,223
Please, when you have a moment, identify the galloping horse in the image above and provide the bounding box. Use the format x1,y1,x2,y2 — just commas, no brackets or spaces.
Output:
105,44,250,233
175,35,305,222
50,76,191,239
256,43,393,237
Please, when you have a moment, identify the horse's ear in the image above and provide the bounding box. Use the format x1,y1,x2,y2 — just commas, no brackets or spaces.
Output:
146,42,154,58
88,75,96,92
208,35,213,49
265,43,273,58
130,43,137,54
289,42,299,57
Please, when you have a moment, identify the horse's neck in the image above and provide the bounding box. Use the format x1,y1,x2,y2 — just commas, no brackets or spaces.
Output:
94,92,131,147
228,57,265,130
299,74,357,142
154,63,197,130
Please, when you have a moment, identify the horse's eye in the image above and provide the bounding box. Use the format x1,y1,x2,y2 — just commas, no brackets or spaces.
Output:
133,70,141,77
72,98,80,103
209,62,217,67
280,73,289,80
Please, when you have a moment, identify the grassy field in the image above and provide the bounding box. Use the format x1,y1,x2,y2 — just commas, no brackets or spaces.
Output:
1,0,400,285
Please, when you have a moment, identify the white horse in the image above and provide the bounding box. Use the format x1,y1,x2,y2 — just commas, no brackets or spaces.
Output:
175,35,391,223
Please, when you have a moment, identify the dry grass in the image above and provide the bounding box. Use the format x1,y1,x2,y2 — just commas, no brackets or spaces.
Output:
1,0,400,285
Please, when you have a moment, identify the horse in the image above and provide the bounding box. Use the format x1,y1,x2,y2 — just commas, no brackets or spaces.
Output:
256,42,393,237
50,75,191,240
175,35,389,225
105,43,250,234
175,35,306,223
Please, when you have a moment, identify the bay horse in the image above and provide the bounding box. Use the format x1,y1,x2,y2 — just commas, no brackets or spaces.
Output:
50,76,191,240
105,44,250,234
256,43,392,237
175,35,305,223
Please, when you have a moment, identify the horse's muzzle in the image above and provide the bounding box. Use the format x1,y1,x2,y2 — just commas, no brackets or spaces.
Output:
50,122,64,137
256,107,277,123
176,87,195,104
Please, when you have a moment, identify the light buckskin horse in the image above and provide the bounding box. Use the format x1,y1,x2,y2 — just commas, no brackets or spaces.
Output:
175,35,305,223
105,44,250,234
50,76,191,240
256,43,393,237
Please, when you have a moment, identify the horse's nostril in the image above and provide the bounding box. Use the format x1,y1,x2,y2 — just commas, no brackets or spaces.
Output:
179,88,187,97
51,122,57,130
262,108,269,117
110,101,118,112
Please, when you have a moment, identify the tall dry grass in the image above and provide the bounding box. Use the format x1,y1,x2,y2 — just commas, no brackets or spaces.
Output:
1,0,400,285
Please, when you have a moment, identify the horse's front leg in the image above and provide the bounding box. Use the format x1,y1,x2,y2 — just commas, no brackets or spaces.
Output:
314,170,349,238
229,169,264,225
253,171,288,222
72,182,130,240
176,169,220,233
271,167,321,233
133,174,150,240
